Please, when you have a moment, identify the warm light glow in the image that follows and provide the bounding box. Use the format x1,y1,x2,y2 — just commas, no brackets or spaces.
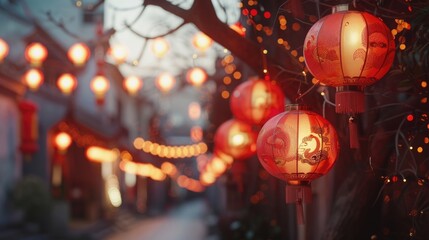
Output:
151,38,169,58
188,102,201,120
190,126,203,142
192,32,213,51
54,132,72,152
23,68,44,91
155,73,175,93
108,44,128,64
200,171,216,186
187,67,207,87
90,75,109,98
86,146,119,163
68,43,90,66
0,38,9,61
25,42,48,66
123,76,143,96
105,175,122,207
57,73,78,95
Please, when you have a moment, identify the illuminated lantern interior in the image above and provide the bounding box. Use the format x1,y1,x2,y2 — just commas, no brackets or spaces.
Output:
155,73,175,93
151,38,169,58
23,68,44,91
25,42,48,66
68,43,90,66
192,32,213,52
57,73,78,95
214,119,257,161
230,78,285,126
256,105,339,224
186,67,207,87
303,5,395,114
90,75,110,103
54,132,72,152
108,44,128,64
0,38,9,61
123,76,143,96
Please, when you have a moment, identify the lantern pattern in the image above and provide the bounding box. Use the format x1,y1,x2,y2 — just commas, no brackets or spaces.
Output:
303,6,395,114
214,118,257,161
19,100,39,155
256,105,339,224
230,78,285,126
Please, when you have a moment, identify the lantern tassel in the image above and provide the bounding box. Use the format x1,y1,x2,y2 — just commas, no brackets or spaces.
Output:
348,116,360,149
286,183,312,225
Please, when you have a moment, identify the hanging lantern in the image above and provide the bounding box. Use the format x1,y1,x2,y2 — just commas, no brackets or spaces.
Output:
0,38,9,61
108,44,128,64
90,74,109,105
68,43,90,66
25,42,48,67
19,100,38,156
123,76,143,96
155,73,175,93
192,32,213,52
214,118,257,161
230,78,285,126
54,132,72,154
151,38,169,58
303,4,395,114
57,73,78,95
256,105,339,224
186,67,207,87
23,68,44,91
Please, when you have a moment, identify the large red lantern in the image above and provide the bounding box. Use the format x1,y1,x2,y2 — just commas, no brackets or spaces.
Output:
230,78,285,126
303,5,395,114
256,105,339,224
214,119,257,161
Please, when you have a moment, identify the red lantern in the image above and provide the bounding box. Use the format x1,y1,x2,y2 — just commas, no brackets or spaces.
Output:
25,42,48,67
90,74,109,105
57,73,78,95
23,68,44,91
123,76,143,96
19,101,39,155
214,119,257,161
186,67,207,87
230,78,285,126
303,5,395,114
68,43,90,66
256,105,339,224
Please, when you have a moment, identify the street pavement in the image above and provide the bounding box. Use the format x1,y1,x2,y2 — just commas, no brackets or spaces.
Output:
104,199,219,240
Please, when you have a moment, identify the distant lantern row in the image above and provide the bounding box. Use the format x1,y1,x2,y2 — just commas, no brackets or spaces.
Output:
0,38,209,101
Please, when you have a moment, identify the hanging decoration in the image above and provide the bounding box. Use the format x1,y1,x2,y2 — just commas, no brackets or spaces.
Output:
25,42,48,67
303,4,395,114
230,77,285,126
303,4,395,148
57,73,78,95
67,42,90,66
90,74,109,105
186,67,207,87
23,68,44,91
19,100,39,156
123,76,143,96
256,104,339,224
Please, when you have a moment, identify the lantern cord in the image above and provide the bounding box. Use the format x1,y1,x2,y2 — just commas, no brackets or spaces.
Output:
348,116,360,149
295,79,319,103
